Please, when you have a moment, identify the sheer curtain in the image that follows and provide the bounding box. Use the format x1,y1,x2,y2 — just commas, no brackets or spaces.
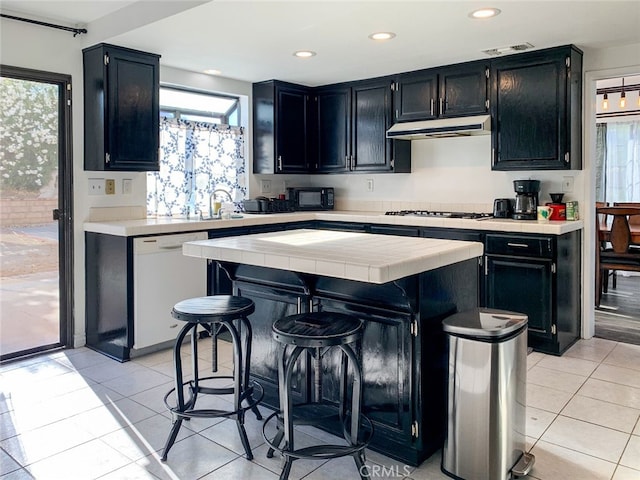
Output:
147,117,247,217
596,120,640,203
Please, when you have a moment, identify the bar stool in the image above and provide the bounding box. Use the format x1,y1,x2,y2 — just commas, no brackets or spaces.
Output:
263,311,373,480
161,295,263,461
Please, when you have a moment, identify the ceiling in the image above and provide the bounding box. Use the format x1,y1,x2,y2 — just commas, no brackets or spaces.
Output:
2,1,639,86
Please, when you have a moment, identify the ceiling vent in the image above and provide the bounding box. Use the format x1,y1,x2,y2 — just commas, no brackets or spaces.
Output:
482,43,534,56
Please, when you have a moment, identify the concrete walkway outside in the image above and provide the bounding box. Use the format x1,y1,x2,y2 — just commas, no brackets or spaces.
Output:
0,223,60,357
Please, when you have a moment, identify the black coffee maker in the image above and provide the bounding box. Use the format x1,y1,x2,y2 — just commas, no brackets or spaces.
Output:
512,180,540,220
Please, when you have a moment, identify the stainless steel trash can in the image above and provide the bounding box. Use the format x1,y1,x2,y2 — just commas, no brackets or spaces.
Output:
441,308,535,480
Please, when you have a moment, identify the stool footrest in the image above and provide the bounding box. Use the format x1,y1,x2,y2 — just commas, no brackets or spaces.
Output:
262,411,373,461
164,379,264,421
197,386,234,396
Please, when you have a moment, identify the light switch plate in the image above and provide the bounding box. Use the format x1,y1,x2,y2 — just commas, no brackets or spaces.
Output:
122,179,132,195
562,176,574,193
261,179,271,193
366,178,374,192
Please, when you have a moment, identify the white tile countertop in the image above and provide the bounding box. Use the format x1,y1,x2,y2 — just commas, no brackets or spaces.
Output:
84,211,584,237
183,228,484,284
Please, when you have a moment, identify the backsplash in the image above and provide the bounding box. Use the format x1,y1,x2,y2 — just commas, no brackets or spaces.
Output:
88,206,147,221
335,199,494,213
259,135,584,210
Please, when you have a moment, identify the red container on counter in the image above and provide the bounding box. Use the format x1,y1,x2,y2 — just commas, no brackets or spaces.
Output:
546,203,566,221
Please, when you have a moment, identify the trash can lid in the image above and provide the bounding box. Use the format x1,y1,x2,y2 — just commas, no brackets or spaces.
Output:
442,308,528,339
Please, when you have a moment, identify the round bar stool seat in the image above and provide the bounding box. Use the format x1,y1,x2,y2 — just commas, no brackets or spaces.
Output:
172,295,254,323
264,312,373,480
161,295,263,462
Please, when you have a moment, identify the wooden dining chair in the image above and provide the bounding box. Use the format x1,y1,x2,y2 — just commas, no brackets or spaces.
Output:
595,206,640,307
596,202,614,292
605,203,640,291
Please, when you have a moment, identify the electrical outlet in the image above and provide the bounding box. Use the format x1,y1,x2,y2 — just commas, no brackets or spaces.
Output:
88,178,104,195
366,178,374,192
562,176,574,193
122,179,133,195
261,179,271,194
105,179,116,195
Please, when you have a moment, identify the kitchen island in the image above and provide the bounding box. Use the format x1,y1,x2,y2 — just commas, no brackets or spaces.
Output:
183,228,483,465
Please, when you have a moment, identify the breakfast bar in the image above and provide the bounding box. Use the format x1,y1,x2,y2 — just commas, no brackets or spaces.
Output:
183,228,483,465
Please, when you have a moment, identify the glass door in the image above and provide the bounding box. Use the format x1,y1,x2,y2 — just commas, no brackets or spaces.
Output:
0,66,73,361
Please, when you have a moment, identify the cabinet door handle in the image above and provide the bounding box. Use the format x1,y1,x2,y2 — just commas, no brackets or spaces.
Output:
277,155,283,171
507,242,529,248
430,98,434,116
439,98,444,115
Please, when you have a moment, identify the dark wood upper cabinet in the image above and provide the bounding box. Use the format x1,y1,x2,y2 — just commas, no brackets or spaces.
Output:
83,43,160,171
314,86,351,173
393,61,489,122
490,45,583,170
253,80,311,174
351,80,392,172
438,62,489,117
313,80,410,173
394,70,438,121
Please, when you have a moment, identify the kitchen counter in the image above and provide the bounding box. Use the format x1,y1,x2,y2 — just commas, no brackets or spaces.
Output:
84,210,584,236
183,228,483,284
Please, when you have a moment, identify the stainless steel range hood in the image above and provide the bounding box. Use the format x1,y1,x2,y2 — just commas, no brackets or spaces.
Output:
386,114,491,140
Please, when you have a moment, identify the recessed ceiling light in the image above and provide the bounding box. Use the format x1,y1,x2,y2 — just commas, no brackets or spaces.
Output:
203,69,222,75
469,8,501,19
368,32,396,41
294,50,316,58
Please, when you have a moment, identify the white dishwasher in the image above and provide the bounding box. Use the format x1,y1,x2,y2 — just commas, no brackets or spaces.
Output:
133,231,208,350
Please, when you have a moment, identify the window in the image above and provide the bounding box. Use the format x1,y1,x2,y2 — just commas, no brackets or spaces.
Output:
147,87,246,217
596,120,640,203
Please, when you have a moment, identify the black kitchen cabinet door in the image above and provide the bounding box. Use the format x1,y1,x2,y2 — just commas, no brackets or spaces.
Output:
491,45,583,170
83,43,160,171
393,61,488,122
315,87,351,173
351,80,395,172
438,62,489,118
253,80,310,174
234,280,311,407
317,298,414,450
394,70,438,122
485,255,554,339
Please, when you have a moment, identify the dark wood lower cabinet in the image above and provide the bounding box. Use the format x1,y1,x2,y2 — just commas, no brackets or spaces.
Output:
486,256,553,336
85,232,132,361
485,230,581,355
221,260,479,466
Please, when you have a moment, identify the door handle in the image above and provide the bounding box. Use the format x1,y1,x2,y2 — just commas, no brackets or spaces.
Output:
52,209,61,220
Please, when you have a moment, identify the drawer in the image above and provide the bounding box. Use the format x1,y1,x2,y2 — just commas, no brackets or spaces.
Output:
485,234,554,258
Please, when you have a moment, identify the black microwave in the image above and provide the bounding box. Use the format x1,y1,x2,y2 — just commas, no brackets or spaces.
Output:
286,187,334,211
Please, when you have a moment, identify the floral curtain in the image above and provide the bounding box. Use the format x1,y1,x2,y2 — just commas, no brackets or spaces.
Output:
147,117,246,217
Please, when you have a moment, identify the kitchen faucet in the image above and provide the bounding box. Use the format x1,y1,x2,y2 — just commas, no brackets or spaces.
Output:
209,189,233,218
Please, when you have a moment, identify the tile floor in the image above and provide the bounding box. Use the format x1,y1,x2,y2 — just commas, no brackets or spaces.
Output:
1,337,640,480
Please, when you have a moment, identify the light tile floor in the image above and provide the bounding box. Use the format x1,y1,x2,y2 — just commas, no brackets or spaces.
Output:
1,337,640,480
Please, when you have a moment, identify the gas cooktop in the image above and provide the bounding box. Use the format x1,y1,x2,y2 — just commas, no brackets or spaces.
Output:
384,210,493,220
